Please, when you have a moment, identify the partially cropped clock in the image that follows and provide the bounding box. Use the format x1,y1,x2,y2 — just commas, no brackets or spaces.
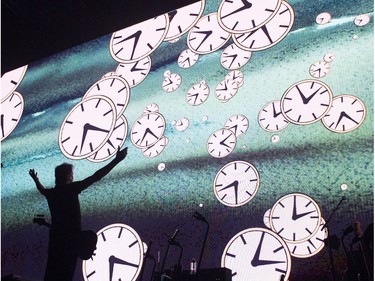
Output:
1,65,28,102
222,227,291,281
0,91,24,141
116,56,151,88
82,223,144,281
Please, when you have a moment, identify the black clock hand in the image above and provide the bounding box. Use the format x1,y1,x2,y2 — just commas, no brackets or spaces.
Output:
225,54,238,68
188,93,199,104
221,0,252,19
1,114,5,137
296,85,322,105
217,82,228,91
80,123,111,153
272,103,282,118
193,30,213,50
335,111,359,129
219,134,232,148
218,180,239,204
168,10,178,23
109,255,139,281
130,60,147,72
251,232,285,267
165,78,173,86
292,196,316,220
141,128,158,144
114,30,142,60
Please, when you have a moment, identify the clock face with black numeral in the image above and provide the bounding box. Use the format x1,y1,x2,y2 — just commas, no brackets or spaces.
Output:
82,223,144,281
110,15,169,63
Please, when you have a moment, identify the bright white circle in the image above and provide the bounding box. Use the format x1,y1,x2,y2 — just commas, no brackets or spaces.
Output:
341,183,348,191
158,163,166,171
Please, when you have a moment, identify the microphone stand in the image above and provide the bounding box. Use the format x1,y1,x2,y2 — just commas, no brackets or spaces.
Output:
160,229,181,281
321,196,346,281
193,212,209,272
138,241,157,281
341,234,361,281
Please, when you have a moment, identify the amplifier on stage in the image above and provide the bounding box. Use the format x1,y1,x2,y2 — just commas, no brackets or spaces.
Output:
197,268,232,281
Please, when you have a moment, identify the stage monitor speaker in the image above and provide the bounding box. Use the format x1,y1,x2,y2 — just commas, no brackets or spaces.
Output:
197,268,232,281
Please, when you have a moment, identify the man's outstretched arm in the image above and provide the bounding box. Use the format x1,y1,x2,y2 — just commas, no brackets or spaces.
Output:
29,169,46,195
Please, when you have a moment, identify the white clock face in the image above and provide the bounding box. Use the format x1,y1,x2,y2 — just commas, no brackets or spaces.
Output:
177,48,200,69
175,117,190,132
287,218,328,258
221,227,291,281
82,223,144,281
88,115,128,163
323,52,336,63
83,76,130,118
232,1,294,51
1,65,28,102
164,0,205,41
280,79,333,125
309,60,330,78
144,103,160,113
215,79,239,102
116,56,151,88
141,136,168,158
316,12,331,25
354,14,371,27
162,71,182,93
0,91,24,141
225,70,245,87
214,160,260,207
186,80,210,106
269,193,322,243
59,96,117,160
218,0,282,34
220,43,252,70
322,94,366,133
187,12,231,54
224,114,249,137
110,15,169,63
207,128,237,158
258,100,289,132
130,112,166,148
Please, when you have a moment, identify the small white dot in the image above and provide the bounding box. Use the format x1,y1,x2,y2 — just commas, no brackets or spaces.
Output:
352,34,358,40
171,120,176,126
341,183,348,191
186,138,191,143
199,203,203,208
202,116,208,122
271,135,280,143
158,163,166,171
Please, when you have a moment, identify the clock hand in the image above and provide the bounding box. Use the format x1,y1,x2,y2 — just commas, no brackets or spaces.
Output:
217,82,228,91
225,54,238,68
188,93,199,104
141,128,159,144
131,60,147,72
218,180,239,204
272,103,282,118
193,30,213,50
168,10,178,23
219,134,232,148
221,0,253,19
165,78,173,86
251,232,285,267
114,30,142,60
335,111,359,129
109,255,139,281
1,114,5,137
292,196,316,220
80,123,111,153
260,25,273,44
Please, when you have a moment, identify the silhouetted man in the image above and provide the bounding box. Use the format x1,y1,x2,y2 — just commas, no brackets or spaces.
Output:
29,147,128,281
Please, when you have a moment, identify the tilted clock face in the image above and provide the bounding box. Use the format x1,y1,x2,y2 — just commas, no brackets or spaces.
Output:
1,91,24,141
258,100,289,132
224,114,249,137
232,1,294,51
178,48,200,69
130,112,166,148
187,12,231,55
309,60,331,78
213,160,260,207
186,80,210,106
83,76,131,118
269,193,322,243
221,227,291,281
322,94,366,133
1,65,28,102
116,56,152,88
280,79,333,125
59,96,117,160
215,79,239,102
220,43,252,70
218,0,282,34
82,223,144,281
164,0,205,41
110,15,169,63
